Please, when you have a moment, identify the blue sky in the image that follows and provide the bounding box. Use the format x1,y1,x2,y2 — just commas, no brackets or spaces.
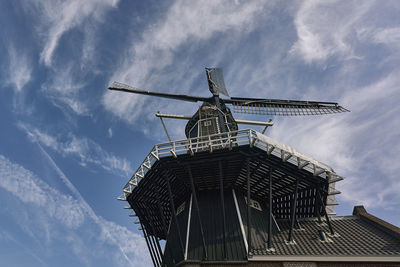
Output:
1,0,399,266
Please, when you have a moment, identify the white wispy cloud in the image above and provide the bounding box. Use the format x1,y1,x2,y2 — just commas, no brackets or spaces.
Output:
18,123,133,177
371,27,400,46
0,153,149,266
103,0,272,129
5,46,32,92
18,0,120,117
26,0,119,66
0,154,85,228
358,26,400,60
113,0,268,83
278,0,400,213
0,230,48,267
270,71,400,210
290,0,376,63
36,146,147,265
41,65,90,115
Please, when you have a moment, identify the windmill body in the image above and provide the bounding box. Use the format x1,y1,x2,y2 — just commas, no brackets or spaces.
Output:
111,69,400,266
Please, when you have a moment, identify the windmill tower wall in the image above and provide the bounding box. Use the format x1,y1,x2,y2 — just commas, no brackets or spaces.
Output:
162,189,281,263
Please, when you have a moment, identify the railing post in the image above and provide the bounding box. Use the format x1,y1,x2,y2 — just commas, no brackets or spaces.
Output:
248,130,253,146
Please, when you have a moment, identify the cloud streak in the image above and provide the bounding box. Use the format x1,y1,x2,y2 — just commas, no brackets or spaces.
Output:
41,65,90,115
28,0,119,66
36,144,136,265
0,230,48,267
270,70,400,210
0,154,85,229
277,0,400,213
19,123,133,178
16,0,120,117
103,0,271,129
0,153,149,266
5,46,32,92
290,0,375,63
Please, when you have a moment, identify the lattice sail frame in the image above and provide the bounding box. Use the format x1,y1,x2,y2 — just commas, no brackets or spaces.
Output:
231,102,349,116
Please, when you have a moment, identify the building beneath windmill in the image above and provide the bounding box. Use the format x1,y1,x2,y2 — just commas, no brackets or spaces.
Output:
112,68,400,267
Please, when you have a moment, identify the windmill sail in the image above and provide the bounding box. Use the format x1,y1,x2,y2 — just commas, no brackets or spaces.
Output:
206,68,229,96
108,81,209,102
224,97,349,116
109,68,349,117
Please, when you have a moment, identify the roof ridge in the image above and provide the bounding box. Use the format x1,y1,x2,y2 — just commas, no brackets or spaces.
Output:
353,205,400,240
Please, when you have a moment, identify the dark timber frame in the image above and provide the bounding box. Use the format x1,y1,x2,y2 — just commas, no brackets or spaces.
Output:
219,161,227,259
247,158,252,257
143,207,164,266
165,172,185,259
288,178,299,242
267,167,273,249
140,221,158,267
156,188,170,266
315,184,323,223
317,188,335,235
186,165,208,260
126,143,339,266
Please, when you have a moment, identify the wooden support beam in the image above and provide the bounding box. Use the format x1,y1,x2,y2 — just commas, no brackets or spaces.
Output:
247,158,252,257
288,178,299,242
187,165,208,260
144,207,164,266
156,188,173,266
315,186,322,223
267,167,273,249
165,174,185,259
140,222,158,267
318,189,335,235
219,161,227,260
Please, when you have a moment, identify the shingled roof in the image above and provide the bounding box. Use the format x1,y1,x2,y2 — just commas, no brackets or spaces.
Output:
250,206,400,263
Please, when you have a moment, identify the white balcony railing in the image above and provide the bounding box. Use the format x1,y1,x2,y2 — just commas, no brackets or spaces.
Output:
119,129,343,202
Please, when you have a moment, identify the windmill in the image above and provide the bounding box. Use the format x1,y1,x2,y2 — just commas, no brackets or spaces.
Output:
111,68,350,266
